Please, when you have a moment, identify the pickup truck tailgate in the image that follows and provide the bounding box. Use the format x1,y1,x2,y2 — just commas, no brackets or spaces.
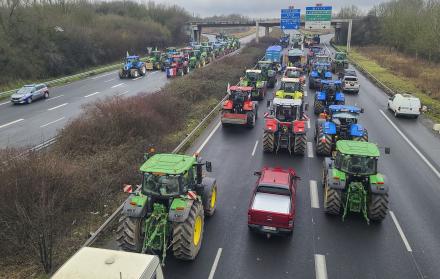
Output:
249,193,291,228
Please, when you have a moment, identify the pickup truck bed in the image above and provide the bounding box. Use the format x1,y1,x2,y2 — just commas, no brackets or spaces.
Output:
251,192,291,214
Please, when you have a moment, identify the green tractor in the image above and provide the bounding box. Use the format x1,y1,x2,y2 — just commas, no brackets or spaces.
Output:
201,45,214,65
331,52,349,74
239,69,268,101
322,140,390,224
189,49,202,69
257,60,277,88
145,50,163,71
117,150,218,265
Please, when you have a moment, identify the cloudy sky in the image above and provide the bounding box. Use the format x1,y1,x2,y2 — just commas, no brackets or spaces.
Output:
153,0,389,17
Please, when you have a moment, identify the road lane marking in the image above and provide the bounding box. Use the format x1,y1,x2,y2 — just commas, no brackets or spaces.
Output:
307,142,314,158
380,109,440,179
0,101,11,106
251,140,259,156
91,72,114,79
48,103,68,111
104,78,116,82
111,83,124,89
117,91,129,96
310,180,319,208
0,118,24,129
46,95,64,101
307,119,311,129
197,121,221,154
390,211,413,252
315,254,328,279
40,117,65,128
84,91,100,98
132,76,143,81
304,90,308,97
208,248,223,279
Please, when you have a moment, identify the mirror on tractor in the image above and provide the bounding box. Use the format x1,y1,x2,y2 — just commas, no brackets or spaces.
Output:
254,171,262,176
144,146,156,160
361,108,365,113
385,147,391,154
206,161,212,172
266,100,271,108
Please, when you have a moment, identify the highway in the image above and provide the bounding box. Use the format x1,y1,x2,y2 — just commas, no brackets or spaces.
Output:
0,31,261,149
152,35,440,278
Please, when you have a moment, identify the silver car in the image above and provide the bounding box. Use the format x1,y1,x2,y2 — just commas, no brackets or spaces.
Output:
10,84,49,104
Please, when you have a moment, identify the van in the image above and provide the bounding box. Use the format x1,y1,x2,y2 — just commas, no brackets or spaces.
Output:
387,93,421,118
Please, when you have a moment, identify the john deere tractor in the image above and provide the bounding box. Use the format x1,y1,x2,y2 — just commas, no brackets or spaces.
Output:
119,55,147,79
145,50,163,71
322,140,390,224
188,49,202,69
331,52,349,74
313,80,345,114
201,45,214,64
257,60,277,88
239,69,267,101
117,151,217,265
315,105,368,156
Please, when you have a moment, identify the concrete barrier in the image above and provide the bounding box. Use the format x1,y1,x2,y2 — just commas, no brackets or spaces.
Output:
433,123,440,133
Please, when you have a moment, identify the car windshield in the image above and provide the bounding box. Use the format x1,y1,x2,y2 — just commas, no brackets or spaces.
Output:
17,87,34,94
143,173,180,196
337,154,377,175
283,82,301,92
345,77,357,82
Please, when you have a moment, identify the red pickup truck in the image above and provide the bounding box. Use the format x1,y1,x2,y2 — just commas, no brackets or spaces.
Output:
248,167,298,236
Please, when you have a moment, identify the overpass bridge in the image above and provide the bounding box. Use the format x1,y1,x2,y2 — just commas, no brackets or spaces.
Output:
188,18,354,51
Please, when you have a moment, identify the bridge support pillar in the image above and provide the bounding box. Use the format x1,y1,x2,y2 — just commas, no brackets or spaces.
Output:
265,26,269,37
346,19,352,52
256,21,259,43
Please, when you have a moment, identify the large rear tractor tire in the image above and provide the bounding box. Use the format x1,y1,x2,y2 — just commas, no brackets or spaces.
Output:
368,193,389,222
130,69,139,78
353,129,369,142
246,111,256,128
293,134,307,155
263,131,275,153
314,100,324,115
140,66,146,76
172,201,204,261
116,215,144,252
316,129,332,156
202,183,217,217
323,183,342,215
118,70,124,79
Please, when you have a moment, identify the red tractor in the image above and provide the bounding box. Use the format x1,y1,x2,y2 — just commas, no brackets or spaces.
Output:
221,86,258,128
263,98,308,155
166,54,189,78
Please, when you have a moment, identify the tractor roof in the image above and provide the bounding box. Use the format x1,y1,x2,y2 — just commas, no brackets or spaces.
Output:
321,80,342,85
336,141,380,157
329,105,361,113
281,77,300,83
273,97,302,107
267,45,282,52
181,47,192,51
229,86,253,92
127,55,139,59
246,69,262,74
140,154,196,175
285,66,302,71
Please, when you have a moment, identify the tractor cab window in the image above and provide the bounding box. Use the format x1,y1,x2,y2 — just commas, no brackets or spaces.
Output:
143,173,181,196
276,106,296,122
126,57,138,63
335,53,346,60
332,112,359,123
283,82,301,93
246,72,259,81
338,155,377,175
286,71,301,78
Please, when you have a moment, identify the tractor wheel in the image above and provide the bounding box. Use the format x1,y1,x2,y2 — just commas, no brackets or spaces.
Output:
116,215,144,252
202,183,217,217
368,193,389,222
130,69,139,78
172,201,204,261
140,66,146,76
353,129,368,142
323,183,342,215
309,81,313,89
316,129,332,156
246,111,256,128
293,134,307,155
263,131,275,153
314,100,324,115
118,70,124,79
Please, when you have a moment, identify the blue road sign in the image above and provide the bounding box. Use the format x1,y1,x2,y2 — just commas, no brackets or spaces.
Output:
281,8,301,30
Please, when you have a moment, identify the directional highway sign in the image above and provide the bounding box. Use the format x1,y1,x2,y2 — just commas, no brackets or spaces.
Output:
281,8,301,30
305,6,332,30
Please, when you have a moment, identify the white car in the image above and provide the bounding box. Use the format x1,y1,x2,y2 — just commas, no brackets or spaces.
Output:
342,76,360,93
388,93,421,118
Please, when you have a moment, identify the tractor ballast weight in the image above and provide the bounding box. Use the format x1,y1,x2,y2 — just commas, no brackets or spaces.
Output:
263,98,307,155
315,105,368,156
221,86,258,128
322,140,390,224
117,152,218,265
239,70,267,101
119,55,147,79
313,80,345,114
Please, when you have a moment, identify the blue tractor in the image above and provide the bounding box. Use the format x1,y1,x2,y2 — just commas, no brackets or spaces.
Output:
119,55,146,79
308,62,332,89
314,105,368,156
313,80,345,114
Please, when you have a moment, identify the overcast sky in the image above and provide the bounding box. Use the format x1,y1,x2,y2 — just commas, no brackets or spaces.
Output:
154,0,389,17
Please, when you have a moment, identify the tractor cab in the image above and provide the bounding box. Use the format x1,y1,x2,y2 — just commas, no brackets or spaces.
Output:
244,69,262,84
239,69,267,100
309,62,332,89
221,86,257,127
276,78,303,100
257,61,277,88
166,47,178,55
314,80,345,114
332,52,349,73
124,55,140,66
284,67,305,84
287,48,306,68
226,86,253,111
271,98,303,122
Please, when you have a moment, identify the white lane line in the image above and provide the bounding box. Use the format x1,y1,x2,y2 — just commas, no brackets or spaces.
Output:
304,90,308,97
48,103,68,111
196,121,221,154
46,95,64,101
40,117,65,128
104,78,116,83
307,119,311,129
117,90,129,96
390,211,413,252
111,83,124,89
310,180,319,208
84,91,100,98
0,101,11,106
208,248,223,279
0,118,24,129
251,140,259,156
91,72,114,80
132,76,143,81
307,142,314,158
315,254,328,279
380,109,440,179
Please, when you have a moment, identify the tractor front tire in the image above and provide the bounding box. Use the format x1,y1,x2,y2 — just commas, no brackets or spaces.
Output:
116,215,144,252
246,112,256,128
140,66,146,76
130,69,139,78
368,193,389,222
172,201,204,261
263,131,275,153
314,101,324,115
316,129,332,156
293,134,307,155
324,184,342,215
202,183,217,217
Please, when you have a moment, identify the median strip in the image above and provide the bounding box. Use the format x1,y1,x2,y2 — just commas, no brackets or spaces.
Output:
48,103,68,111
0,118,24,129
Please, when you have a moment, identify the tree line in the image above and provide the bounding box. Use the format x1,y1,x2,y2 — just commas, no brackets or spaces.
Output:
0,0,190,87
